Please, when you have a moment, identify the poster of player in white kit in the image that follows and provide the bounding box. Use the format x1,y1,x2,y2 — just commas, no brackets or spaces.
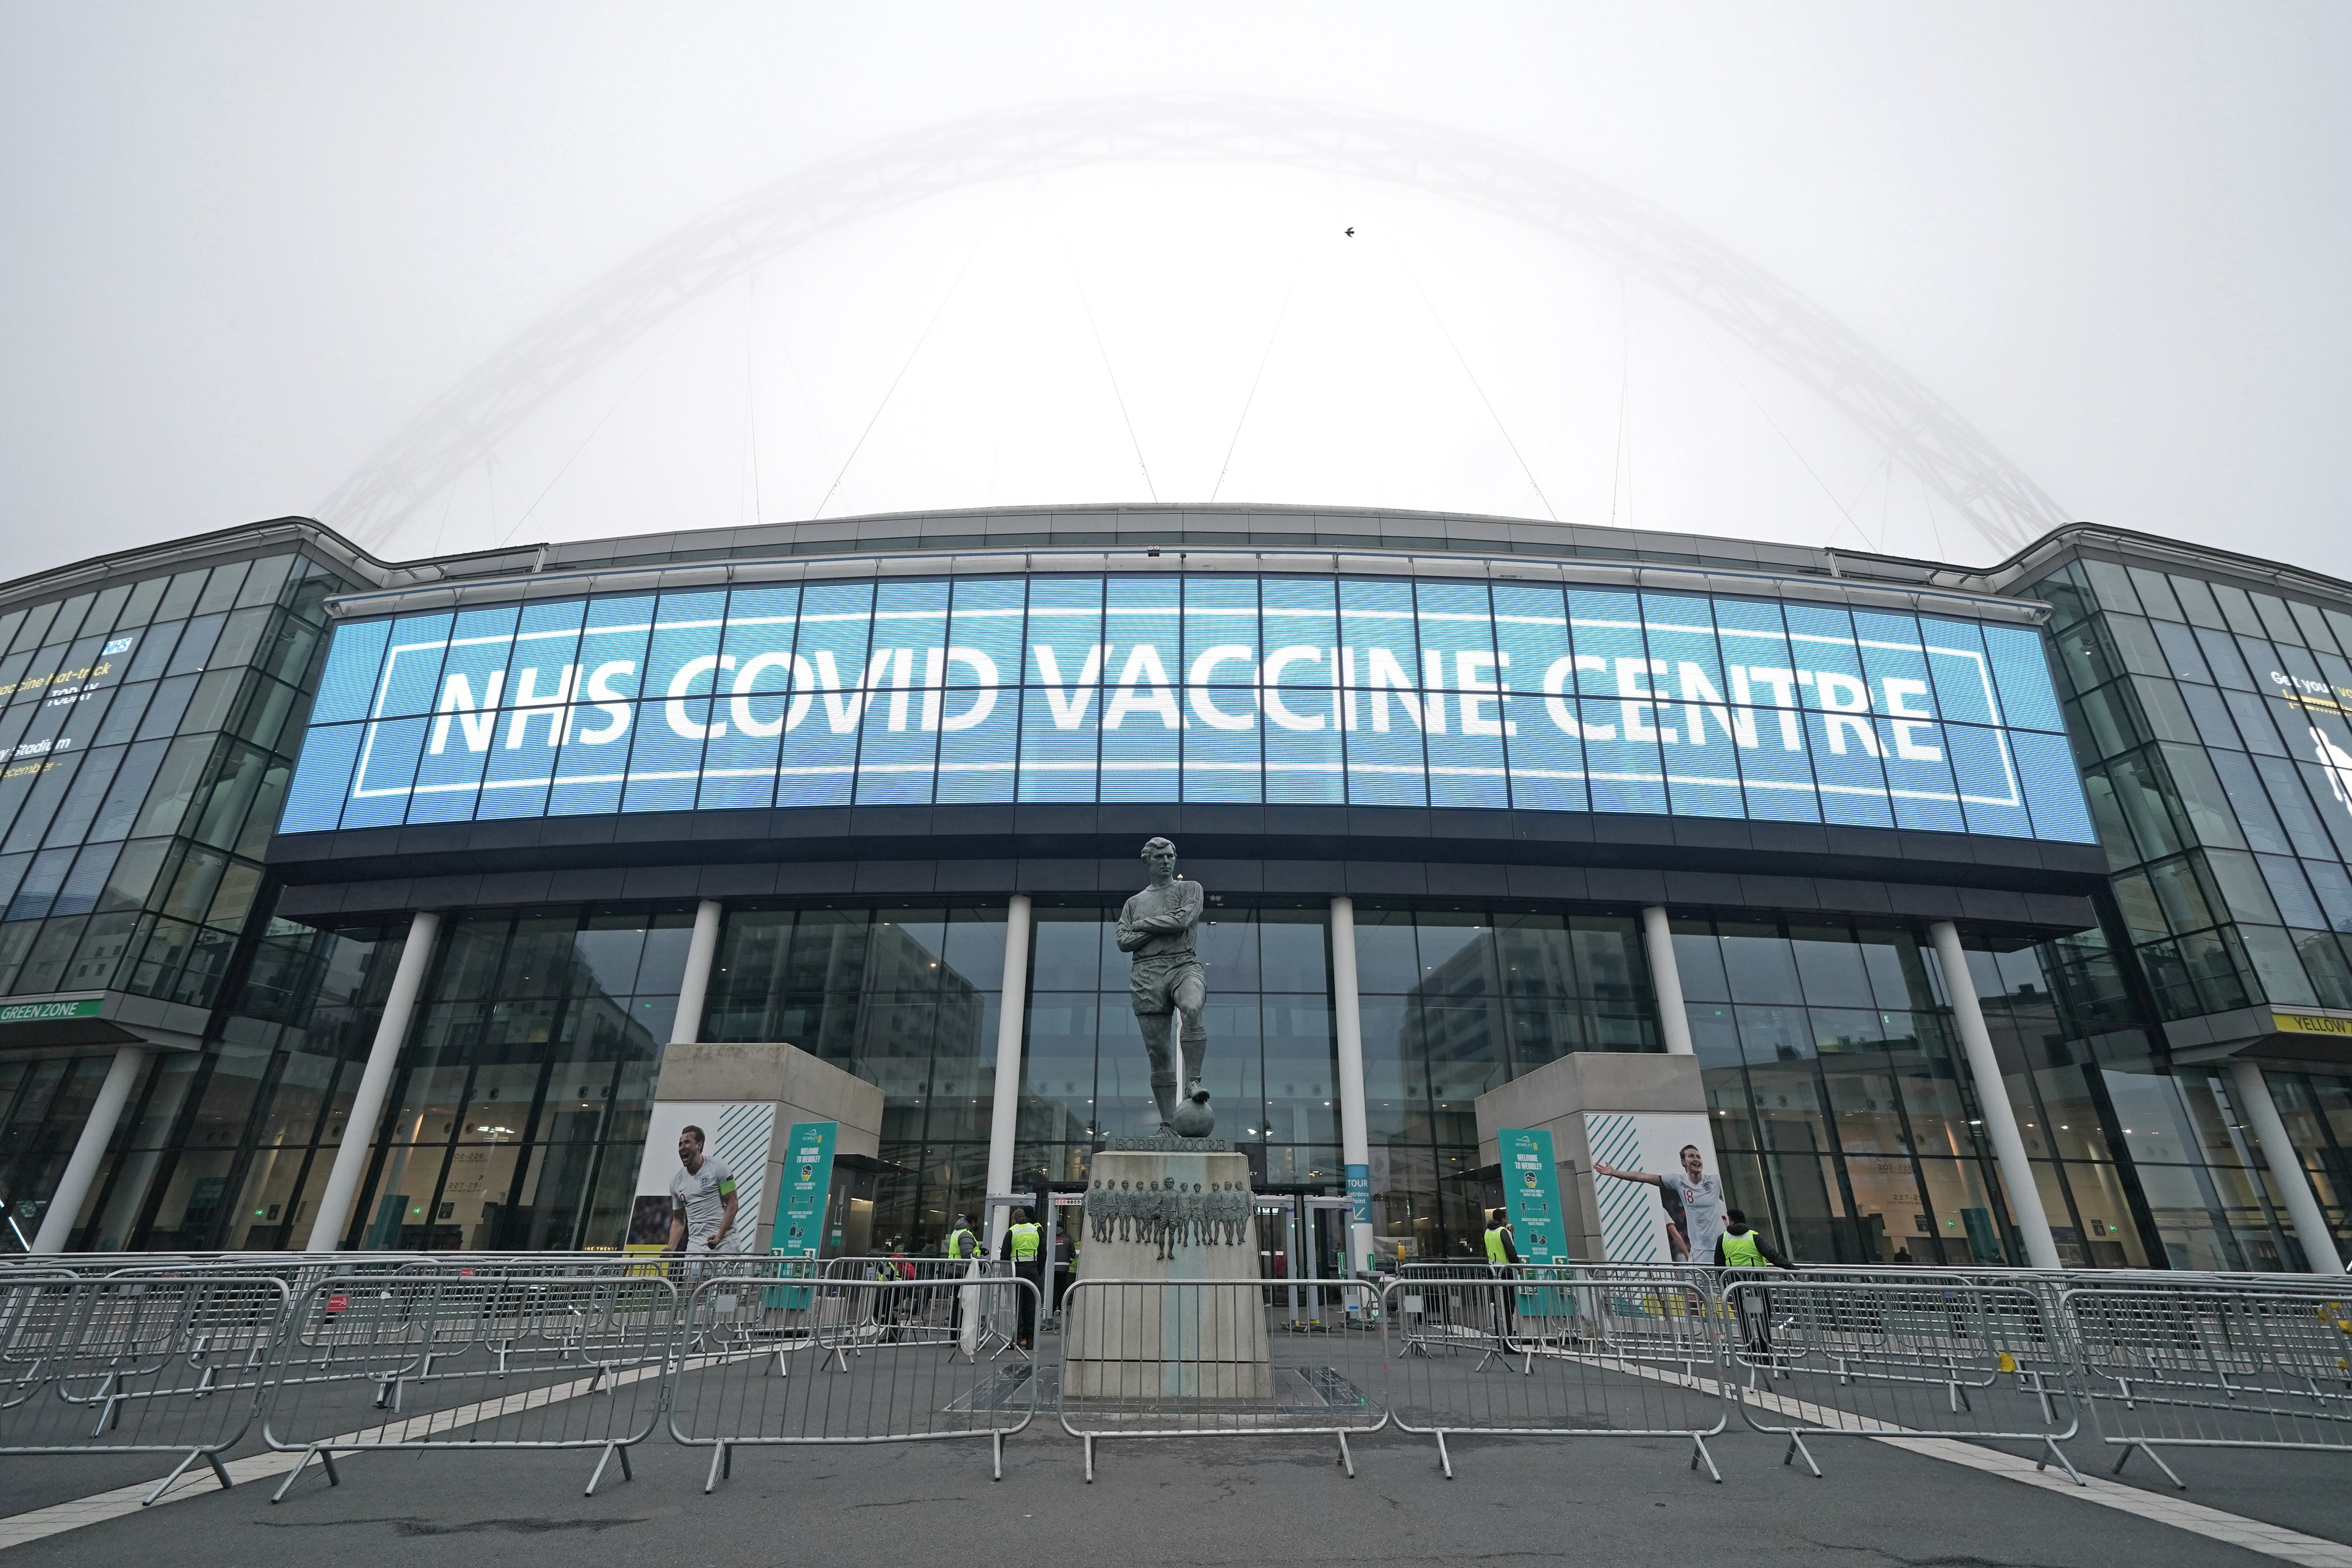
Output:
626,1100,770,1253
1582,1112,1725,1263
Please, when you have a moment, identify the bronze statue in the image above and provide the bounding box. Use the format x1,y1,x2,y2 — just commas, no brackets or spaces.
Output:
1117,837,1213,1136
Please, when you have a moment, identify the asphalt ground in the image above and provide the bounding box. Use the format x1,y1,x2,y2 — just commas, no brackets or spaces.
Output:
7,1294,2352,1565
2,1339,657,1515
8,1410,2348,1568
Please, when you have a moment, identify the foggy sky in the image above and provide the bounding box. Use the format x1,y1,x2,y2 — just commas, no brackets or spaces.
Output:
2,5,2346,577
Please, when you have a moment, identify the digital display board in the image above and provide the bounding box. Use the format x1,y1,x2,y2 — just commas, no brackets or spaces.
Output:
277,575,2095,842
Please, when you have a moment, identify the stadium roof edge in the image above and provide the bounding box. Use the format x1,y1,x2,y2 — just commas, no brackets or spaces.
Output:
4,507,2345,622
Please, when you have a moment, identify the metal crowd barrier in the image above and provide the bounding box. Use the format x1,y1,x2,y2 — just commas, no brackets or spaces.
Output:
393,1252,670,1280
6,1248,2348,1496
824,1255,1008,1282
1391,1263,1521,1359
2063,1282,2352,1487
1723,1276,2083,1480
669,1269,1040,1491
1560,1264,1727,1379
260,1272,676,1500
1058,1278,1385,1481
0,1273,290,1502
1382,1269,1730,1479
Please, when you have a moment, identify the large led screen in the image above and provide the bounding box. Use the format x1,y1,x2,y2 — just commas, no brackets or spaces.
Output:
278,575,2096,842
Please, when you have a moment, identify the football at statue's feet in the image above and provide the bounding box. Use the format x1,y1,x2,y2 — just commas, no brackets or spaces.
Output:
1170,1098,1215,1138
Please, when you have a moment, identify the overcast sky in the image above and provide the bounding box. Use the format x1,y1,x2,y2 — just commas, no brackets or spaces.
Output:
2,4,2346,577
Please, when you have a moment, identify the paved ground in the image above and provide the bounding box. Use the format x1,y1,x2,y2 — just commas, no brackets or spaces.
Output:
8,1301,2352,1568
6,1420,2347,1568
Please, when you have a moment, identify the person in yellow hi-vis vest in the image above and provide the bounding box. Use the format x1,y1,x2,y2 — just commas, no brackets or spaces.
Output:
1000,1208,1043,1349
945,1213,981,1335
1482,1209,1521,1338
1713,1209,1795,1356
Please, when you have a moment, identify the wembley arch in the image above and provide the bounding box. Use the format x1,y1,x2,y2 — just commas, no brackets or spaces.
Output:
319,94,2070,560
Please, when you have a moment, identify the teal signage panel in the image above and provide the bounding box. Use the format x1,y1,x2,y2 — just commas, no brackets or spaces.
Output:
1498,1126,1571,1317
768,1120,836,1309
770,1119,838,1255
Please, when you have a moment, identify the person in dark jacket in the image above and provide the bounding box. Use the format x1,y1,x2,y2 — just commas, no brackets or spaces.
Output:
1713,1209,1795,1357
946,1213,981,1334
1481,1208,1522,1266
999,1208,1043,1349
1481,1208,1522,1339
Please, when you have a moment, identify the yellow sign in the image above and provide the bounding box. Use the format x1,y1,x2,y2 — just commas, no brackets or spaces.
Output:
2273,1011,2352,1038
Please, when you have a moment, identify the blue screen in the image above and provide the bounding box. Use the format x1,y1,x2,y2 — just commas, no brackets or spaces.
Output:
276,574,2096,843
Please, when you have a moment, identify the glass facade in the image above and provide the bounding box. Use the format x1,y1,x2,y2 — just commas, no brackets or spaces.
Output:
0,552,338,1009
702,905,1006,1251
329,908,693,1250
1673,915,2020,1265
2030,554,2352,1016
2015,546,2352,1263
1352,910,1655,1259
22,885,2311,1264
0,543,359,1245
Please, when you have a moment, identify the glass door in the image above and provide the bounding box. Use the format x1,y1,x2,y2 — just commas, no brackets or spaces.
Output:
1302,1196,1353,1325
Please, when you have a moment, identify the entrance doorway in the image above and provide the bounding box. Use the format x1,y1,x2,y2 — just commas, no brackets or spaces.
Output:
1255,1191,1358,1327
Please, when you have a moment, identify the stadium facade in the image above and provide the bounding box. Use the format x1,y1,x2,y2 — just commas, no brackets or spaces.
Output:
0,503,2345,1275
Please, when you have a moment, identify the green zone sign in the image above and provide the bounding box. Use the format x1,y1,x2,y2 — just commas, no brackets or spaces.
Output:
0,997,103,1025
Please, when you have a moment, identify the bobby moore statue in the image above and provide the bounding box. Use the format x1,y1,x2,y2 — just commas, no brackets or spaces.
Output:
1117,837,1215,1136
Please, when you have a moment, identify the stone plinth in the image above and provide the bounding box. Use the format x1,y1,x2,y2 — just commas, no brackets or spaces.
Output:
1064,1148,1272,1400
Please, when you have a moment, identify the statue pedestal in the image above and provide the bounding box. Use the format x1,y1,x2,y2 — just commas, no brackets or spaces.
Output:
1064,1145,1272,1400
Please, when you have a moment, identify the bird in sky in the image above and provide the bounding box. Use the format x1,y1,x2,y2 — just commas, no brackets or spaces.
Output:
1344,226,1355,237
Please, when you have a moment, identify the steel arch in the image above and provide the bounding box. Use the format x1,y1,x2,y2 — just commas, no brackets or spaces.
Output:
321,94,2067,557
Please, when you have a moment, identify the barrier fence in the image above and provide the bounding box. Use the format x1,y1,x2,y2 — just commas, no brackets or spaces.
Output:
1058,1278,1385,1481
0,1273,289,1503
1383,1268,1732,1479
1722,1277,2083,1480
2065,1283,2352,1487
259,1272,676,1499
670,1268,1040,1490
1,1252,2346,1497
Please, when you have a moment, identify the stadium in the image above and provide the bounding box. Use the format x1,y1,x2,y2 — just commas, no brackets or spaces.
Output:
0,500,2345,1279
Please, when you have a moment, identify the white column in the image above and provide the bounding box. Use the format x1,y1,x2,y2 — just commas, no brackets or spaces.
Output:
30,1044,145,1253
1329,896,1373,1275
984,894,1033,1252
1929,920,2061,1271
670,898,724,1044
303,908,440,1252
2229,1058,2343,1273
1641,905,1694,1056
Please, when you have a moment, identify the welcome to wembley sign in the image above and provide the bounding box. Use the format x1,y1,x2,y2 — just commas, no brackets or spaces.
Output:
278,575,2094,843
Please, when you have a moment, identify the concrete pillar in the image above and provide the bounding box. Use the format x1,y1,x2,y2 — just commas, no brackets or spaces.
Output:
1928,920,2061,1270
1641,905,1694,1057
2229,1058,2344,1273
30,1044,146,1253
670,898,724,1044
303,908,440,1252
1329,896,1373,1275
984,894,1033,1251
